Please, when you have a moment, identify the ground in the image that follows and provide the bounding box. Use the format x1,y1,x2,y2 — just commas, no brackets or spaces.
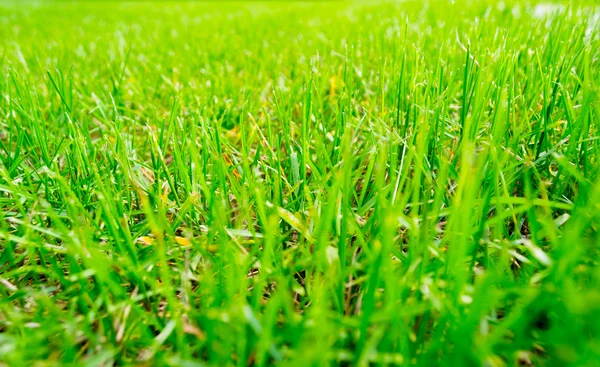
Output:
0,1,599,366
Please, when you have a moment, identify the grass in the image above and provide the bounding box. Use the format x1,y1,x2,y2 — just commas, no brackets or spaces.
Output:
0,0,599,365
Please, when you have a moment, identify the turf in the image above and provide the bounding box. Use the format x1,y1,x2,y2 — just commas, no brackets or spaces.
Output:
0,0,599,365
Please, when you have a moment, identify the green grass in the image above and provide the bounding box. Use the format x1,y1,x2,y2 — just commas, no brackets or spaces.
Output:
0,0,599,365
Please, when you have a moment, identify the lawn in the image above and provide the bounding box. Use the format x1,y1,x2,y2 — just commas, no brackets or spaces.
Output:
0,0,599,365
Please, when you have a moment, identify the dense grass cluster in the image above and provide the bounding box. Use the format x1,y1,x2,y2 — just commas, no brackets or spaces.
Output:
0,1,599,365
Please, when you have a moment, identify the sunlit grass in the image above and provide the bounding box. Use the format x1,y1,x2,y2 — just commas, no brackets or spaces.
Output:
0,1,599,365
